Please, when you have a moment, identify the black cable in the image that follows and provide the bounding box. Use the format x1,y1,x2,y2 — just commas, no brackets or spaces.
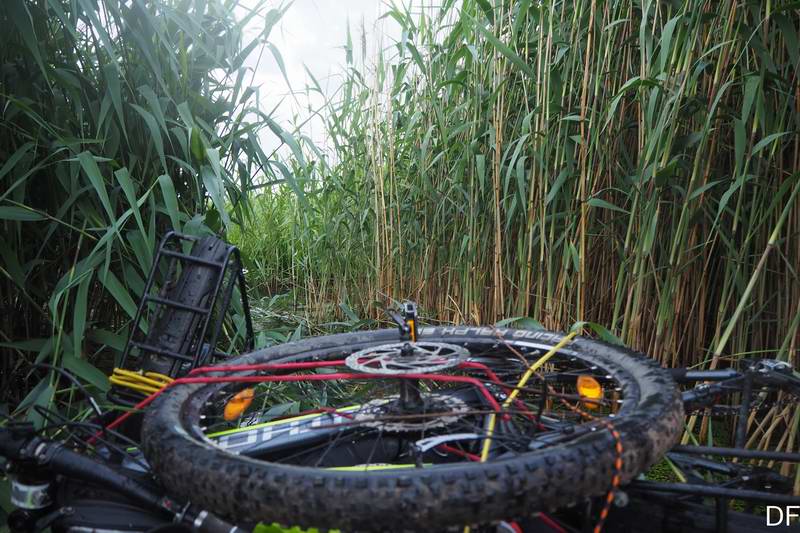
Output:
630,480,800,505
536,374,548,424
62,422,149,470
32,363,103,418
33,404,88,444
32,406,149,470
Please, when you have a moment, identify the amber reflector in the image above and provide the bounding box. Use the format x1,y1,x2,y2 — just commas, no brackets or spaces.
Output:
577,375,603,409
224,388,255,421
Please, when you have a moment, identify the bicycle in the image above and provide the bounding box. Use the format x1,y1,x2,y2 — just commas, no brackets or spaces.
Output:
2,235,798,532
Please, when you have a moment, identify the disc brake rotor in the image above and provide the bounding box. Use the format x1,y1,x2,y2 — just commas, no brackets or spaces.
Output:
352,393,470,432
345,341,469,374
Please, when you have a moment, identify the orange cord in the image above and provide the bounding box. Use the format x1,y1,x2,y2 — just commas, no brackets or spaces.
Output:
546,386,622,533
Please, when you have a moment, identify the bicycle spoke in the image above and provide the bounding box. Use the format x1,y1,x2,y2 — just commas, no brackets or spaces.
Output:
195,339,629,470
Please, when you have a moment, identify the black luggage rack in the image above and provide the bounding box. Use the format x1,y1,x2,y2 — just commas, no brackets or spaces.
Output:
118,231,254,381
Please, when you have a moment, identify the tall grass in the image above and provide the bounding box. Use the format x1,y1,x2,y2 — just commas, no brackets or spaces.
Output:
0,0,292,417
240,0,800,375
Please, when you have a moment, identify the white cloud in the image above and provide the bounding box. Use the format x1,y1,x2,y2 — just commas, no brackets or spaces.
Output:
237,1,400,156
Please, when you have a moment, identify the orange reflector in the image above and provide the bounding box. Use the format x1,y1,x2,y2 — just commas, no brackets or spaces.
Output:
577,375,603,409
224,388,255,421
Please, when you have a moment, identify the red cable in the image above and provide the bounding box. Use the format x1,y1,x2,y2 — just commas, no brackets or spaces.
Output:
176,372,503,412
94,388,165,439
537,513,568,533
192,359,534,421
98,359,560,533
507,521,524,533
98,360,354,441
98,357,557,446
437,444,482,462
459,361,537,421
96,369,506,441
188,360,346,375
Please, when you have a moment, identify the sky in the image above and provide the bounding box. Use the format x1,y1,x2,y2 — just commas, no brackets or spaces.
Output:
238,1,402,153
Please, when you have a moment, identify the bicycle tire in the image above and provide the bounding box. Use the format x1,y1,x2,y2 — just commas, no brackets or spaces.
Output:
142,327,683,530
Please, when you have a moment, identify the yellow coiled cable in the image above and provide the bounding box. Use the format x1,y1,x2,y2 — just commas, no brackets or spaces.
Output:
109,368,173,395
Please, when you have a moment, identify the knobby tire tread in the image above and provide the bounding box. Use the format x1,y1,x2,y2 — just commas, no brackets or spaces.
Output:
142,328,683,531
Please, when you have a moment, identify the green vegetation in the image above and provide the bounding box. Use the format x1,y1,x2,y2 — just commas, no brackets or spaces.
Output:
1,0,799,512
237,0,800,381
253,523,327,533
0,0,296,412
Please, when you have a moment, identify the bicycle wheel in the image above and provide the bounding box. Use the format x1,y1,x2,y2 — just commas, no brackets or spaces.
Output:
142,327,683,530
